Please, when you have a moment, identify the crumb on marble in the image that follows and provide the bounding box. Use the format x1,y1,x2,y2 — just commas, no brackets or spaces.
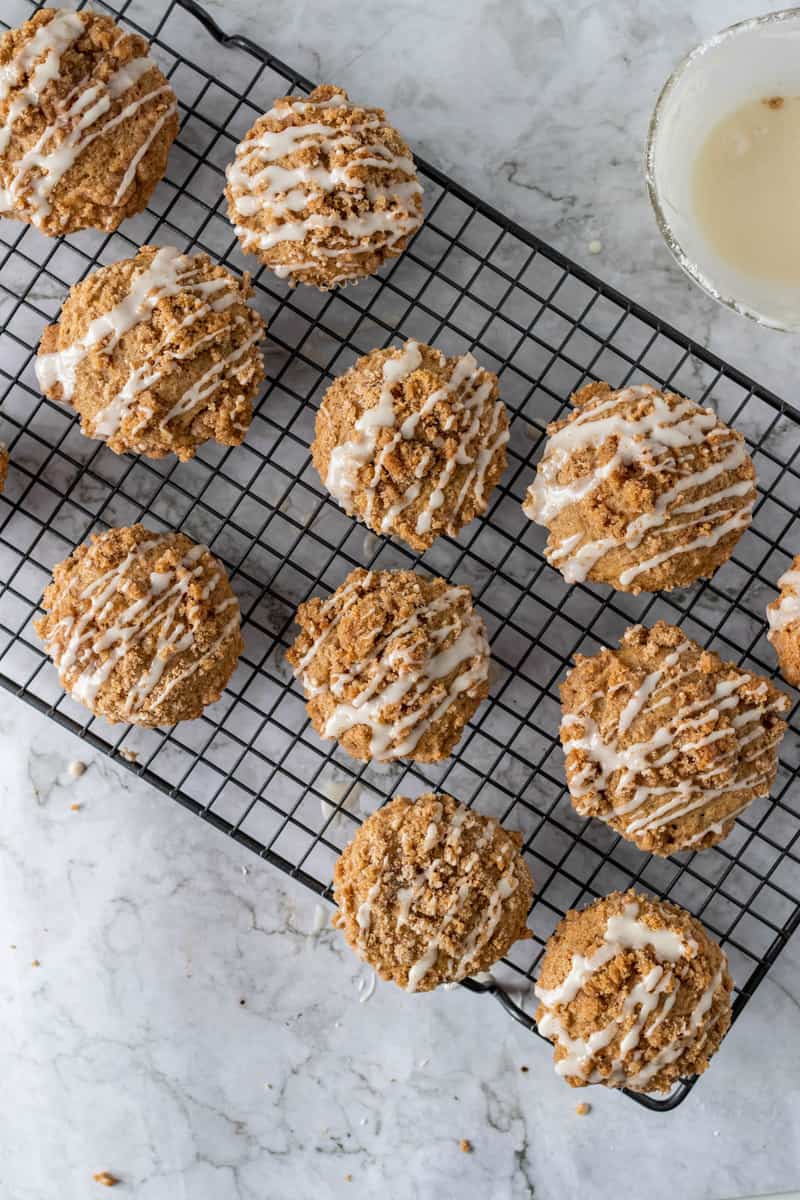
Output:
119,748,138,762
344,1175,353,1183
31,959,40,967
70,802,81,812
588,239,603,254
9,944,16,950
520,1065,529,1073
575,1102,591,1116
93,1171,120,1187
763,96,784,109
68,760,87,778
459,1139,473,1154
239,998,246,1006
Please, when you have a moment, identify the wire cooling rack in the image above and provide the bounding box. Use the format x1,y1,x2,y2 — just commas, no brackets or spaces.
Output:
2,0,800,1113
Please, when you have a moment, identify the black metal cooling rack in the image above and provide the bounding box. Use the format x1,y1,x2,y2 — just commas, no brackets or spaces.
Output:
1,0,799,1114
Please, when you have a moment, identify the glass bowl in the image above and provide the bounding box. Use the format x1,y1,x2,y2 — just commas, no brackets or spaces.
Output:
645,7,800,332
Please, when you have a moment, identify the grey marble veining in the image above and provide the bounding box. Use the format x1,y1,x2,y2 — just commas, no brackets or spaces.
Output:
3,2,800,1198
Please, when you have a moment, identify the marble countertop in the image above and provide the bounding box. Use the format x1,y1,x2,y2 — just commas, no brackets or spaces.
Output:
3,1,800,1198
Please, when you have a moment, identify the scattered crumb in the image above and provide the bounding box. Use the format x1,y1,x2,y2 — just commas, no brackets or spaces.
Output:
239,998,246,1007
10,944,16,950
31,959,40,968
763,96,784,109
344,1175,353,1183
575,1102,591,1117
68,760,87,778
520,1065,529,1073
459,1139,473,1154
119,748,138,763
70,802,81,812
93,1172,120,1187
264,1083,273,1090
588,239,603,254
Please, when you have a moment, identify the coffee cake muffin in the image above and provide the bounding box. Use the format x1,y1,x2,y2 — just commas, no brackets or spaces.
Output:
36,523,243,726
767,556,800,687
523,381,756,592
535,890,732,1093
225,84,423,289
312,340,508,551
560,621,789,855
333,792,534,991
0,8,178,235
36,245,265,461
287,567,490,763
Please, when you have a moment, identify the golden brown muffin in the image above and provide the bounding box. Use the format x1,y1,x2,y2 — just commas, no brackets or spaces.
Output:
523,381,756,593
35,246,265,461
35,523,243,726
767,556,800,687
286,567,490,763
0,9,179,235
560,621,789,855
312,340,508,551
333,793,534,991
225,84,423,289
535,890,732,1094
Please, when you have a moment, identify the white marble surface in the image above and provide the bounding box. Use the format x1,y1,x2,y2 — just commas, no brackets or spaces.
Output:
3,1,800,1198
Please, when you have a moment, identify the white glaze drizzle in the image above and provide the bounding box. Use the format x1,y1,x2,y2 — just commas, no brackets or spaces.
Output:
35,247,254,442
0,12,175,228
41,534,239,722
524,385,754,585
324,341,507,538
562,635,789,846
767,565,800,638
535,899,725,1087
293,574,489,761
226,90,422,283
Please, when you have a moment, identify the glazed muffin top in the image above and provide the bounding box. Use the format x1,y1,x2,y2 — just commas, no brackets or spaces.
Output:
36,245,265,461
535,890,732,1093
524,381,756,593
0,8,178,235
560,621,789,856
287,567,490,763
333,793,534,991
225,84,423,289
312,340,508,551
35,523,243,727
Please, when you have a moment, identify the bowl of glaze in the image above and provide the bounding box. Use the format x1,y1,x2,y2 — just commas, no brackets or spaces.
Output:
646,8,800,332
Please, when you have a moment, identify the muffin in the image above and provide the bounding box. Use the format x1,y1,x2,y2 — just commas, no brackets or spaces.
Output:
36,245,265,461
225,83,423,289
523,381,756,592
0,9,178,235
534,890,732,1093
312,340,508,551
333,792,534,991
286,567,490,763
767,556,800,687
560,621,789,855
35,523,243,726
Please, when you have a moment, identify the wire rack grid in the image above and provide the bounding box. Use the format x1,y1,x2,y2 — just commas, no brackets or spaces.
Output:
1,0,800,1113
